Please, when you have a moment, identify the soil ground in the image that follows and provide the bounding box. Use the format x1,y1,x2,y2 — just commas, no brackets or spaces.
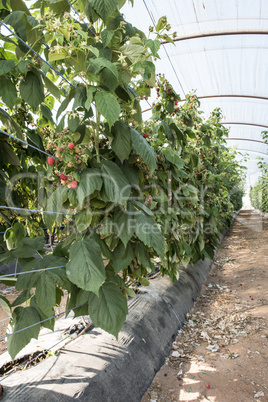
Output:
142,209,268,402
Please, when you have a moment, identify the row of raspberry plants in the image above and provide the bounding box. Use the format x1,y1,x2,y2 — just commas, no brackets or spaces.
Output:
0,0,244,359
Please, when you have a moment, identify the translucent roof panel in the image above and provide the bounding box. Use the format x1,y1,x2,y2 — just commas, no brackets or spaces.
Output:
122,0,268,185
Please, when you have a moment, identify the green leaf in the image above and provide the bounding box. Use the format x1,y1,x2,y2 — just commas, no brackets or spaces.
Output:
87,281,128,337
111,242,133,273
134,211,165,258
75,209,92,232
19,71,45,109
91,58,119,81
73,85,87,110
132,200,154,216
164,148,184,169
11,236,44,259
88,0,118,22
35,271,56,317
0,295,12,316
155,16,167,32
0,107,23,139
1,142,20,165
0,77,17,109
30,296,54,331
111,121,131,163
101,29,114,47
0,60,15,75
66,238,106,295
43,75,61,100
130,128,157,174
134,243,154,271
77,167,103,208
10,0,31,14
113,207,135,247
56,89,75,120
95,90,120,128
7,306,41,360
101,160,130,204
145,39,161,57
40,103,54,124
43,186,69,231
85,86,95,111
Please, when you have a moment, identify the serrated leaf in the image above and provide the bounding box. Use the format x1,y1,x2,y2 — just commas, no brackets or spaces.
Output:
0,107,23,139
130,128,157,174
35,271,56,317
73,85,87,110
10,0,30,14
7,306,41,360
19,71,45,109
43,186,69,231
77,167,103,208
0,59,15,75
111,121,131,163
43,75,61,100
91,58,119,81
134,211,165,258
134,243,154,270
87,281,128,337
88,0,118,22
1,142,20,165
56,89,75,120
112,207,135,247
66,238,106,295
85,86,95,111
40,103,54,124
111,242,133,273
164,148,184,169
0,295,12,316
101,160,130,204
75,209,92,232
0,77,17,109
145,39,160,57
101,29,114,47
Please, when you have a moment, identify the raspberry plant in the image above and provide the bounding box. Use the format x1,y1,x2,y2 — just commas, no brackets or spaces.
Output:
0,0,244,359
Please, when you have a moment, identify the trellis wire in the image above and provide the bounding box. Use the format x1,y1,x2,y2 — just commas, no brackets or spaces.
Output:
0,129,60,161
0,265,66,279
0,206,73,216
0,303,87,341
0,21,75,89
0,320,91,383
142,0,186,97
0,317,11,324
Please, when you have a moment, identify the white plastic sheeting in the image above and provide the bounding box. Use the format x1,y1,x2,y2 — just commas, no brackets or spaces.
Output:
122,0,268,185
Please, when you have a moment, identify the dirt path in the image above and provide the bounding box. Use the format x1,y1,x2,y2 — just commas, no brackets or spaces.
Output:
142,209,268,402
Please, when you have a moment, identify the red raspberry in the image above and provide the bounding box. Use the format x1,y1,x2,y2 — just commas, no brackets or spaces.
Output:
47,157,54,165
60,174,67,181
206,384,210,389
71,180,77,189
143,133,149,138
68,142,75,149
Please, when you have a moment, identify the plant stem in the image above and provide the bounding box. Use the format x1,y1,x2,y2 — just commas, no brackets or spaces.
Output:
94,110,101,163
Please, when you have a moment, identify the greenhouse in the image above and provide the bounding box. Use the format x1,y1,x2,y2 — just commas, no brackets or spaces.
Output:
0,0,267,400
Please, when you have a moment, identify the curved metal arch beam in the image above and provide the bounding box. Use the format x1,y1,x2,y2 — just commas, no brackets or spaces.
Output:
163,31,268,44
222,122,268,129
142,96,268,114
225,138,267,145
180,94,268,102
234,149,268,157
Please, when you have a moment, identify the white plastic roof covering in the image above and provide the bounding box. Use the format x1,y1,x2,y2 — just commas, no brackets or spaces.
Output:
122,0,268,187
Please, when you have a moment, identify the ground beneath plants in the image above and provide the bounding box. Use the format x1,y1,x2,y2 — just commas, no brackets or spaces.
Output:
142,209,268,402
